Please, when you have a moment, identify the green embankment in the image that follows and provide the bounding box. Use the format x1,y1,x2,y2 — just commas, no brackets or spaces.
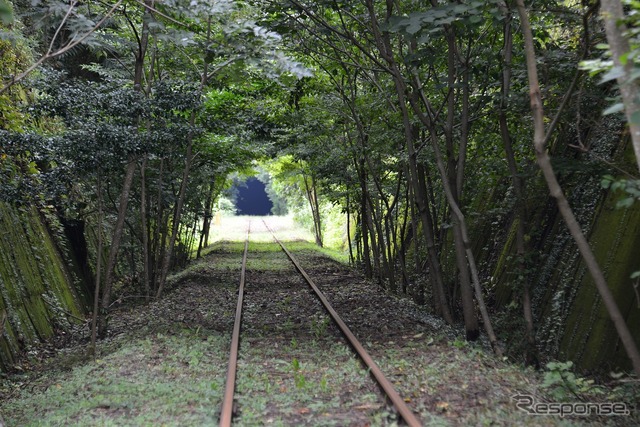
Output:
489,116,640,372
559,177,640,371
0,202,86,370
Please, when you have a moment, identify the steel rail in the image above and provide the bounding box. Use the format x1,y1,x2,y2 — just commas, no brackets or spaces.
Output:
263,220,422,427
219,220,250,427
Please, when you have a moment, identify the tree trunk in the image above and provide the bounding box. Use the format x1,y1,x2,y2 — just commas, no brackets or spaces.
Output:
140,157,150,301
452,218,480,341
156,137,194,298
359,168,373,279
197,181,215,259
98,157,136,335
303,173,323,247
98,0,152,335
365,197,381,282
346,191,355,265
498,11,538,366
363,0,501,354
414,164,453,324
151,158,165,291
89,175,103,355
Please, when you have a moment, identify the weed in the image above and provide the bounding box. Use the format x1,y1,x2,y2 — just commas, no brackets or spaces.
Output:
450,338,467,349
282,319,295,331
607,374,640,411
311,316,330,339
276,295,293,313
320,375,328,392
291,357,307,389
541,361,603,400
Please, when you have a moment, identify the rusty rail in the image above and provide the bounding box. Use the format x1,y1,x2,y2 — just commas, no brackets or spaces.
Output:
219,220,250,427
263,220,422,427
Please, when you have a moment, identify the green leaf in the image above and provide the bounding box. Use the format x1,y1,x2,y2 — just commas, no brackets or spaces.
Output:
602,102,624,115
630,271,640,279
620,52,629,65
616,197,635,208
600,66,626,84
453,4,469,14
0,0,13,25
406,19,423,35
385,15,409,33
601,175,614,189
629,68,640,82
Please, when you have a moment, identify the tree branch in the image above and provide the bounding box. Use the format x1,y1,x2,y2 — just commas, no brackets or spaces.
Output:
0,0,123,96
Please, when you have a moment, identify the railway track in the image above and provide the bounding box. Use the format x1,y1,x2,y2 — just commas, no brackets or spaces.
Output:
219,219,422,426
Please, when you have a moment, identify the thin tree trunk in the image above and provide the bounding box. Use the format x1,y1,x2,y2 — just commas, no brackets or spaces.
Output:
516,0,640,375
415,164,453,323
359,169,373,278
450,37,479,341
89,175,103,356
140,157,150,301
140,35,157,302
397,184,411,294
346,192,355,265
99,157,136,335
312,176,323,247
151,158,165,291
364,0,501,354
363,189,381,281
452,218,479,341
98,0,152,334
409,182,421,274
363,156,398,291
303,173,323,247
368,193,393,290
197,181,215,259
156,137,194,298
499,11,537,366
425,128,502,355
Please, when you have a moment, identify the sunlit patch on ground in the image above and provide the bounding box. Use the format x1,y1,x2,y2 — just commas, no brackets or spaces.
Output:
209,214,314,243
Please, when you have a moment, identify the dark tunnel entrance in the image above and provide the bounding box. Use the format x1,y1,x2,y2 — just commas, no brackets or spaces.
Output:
235,177,273,215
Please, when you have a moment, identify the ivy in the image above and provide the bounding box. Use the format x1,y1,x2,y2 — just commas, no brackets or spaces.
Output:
601,175,640,208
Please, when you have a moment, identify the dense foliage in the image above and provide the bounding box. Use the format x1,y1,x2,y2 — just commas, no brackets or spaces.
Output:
1,0,640,373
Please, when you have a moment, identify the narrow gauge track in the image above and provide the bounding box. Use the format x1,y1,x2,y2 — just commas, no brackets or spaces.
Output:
219,219,422,427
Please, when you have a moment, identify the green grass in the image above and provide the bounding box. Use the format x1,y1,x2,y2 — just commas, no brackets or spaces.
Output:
2,330,229,426
233,340,398,426
247,241,283,252
283,241,349,264
245,257,293,272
